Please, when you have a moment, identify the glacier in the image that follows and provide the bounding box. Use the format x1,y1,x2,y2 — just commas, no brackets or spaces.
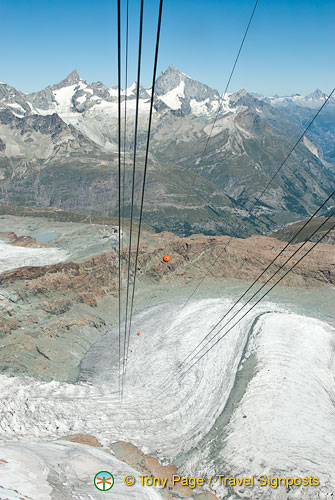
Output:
0,240,68,274
0,297,334,498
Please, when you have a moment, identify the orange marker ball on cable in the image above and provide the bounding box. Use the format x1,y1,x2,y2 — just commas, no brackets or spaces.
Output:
137,332,141,336
163,255,170,263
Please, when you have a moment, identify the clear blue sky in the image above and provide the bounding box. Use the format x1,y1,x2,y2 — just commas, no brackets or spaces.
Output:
2,0,334,96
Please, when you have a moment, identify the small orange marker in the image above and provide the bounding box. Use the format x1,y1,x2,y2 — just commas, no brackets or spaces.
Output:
163,255,170,262
130,349,133,353
137,332,141,336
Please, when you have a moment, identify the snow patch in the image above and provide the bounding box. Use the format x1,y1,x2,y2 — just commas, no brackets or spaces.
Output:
90,98,151,116
159,81,185,110
6,102,25,114
190,98,209,115
0,441,163,499
53,84,77,113
76,94,86,104
303,136,319,158
0,240,68,274
204,112,236,136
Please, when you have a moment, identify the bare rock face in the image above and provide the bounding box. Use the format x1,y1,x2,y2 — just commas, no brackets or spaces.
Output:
0,316,20,335
12,235,50,248
135,232,335,288
111,441,220,500
1,231,333,293
42,300,71,315
0,231,50,247
0,252,118,380
0,231,17,241
0,254,118,298
60,434,102,447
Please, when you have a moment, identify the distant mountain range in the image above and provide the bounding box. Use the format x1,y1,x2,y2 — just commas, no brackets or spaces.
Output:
260,88,330,108
0,65,334,236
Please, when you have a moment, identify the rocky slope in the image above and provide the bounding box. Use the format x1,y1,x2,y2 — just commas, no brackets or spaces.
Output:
273,216,335,244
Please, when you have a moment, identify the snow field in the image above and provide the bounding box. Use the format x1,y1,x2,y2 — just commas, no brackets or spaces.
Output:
0,240,68,274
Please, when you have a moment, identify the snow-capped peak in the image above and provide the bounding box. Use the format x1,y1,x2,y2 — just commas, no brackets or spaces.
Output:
125,82,136,96
305,88,327,101
261,88,334,109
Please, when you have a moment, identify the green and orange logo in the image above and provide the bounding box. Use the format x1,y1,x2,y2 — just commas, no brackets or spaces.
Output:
94,471,114,491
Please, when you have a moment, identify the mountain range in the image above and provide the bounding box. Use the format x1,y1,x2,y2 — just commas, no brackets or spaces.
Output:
0,65,334,236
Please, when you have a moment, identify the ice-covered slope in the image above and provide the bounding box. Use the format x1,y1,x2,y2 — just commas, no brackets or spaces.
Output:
0,441,163,500
182,311,335,498
0,239,68,273
0,298,334,498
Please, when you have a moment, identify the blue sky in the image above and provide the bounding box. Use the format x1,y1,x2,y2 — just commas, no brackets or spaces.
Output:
2,0,334,96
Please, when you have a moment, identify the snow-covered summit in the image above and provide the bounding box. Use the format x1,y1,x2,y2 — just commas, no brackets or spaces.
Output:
0,65,230,126
1,68,333,154
306,88,327,101
155,64,222,115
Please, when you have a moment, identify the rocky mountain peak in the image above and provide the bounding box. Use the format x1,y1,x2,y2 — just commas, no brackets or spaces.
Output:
231,89,248,99
64,69,80,85
0,82,26,103
155,65,185,95
52,69,81,90
229,88,252,105
165,64,183,75
155,65,220,112
306,88,326,100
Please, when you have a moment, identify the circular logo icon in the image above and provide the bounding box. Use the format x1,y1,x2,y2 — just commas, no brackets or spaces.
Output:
94,471,114,491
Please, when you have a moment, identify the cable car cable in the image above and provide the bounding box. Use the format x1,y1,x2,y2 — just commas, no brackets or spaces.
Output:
190,0,259,188
117,0,122,398
123,0,164,392
122,0,144,399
